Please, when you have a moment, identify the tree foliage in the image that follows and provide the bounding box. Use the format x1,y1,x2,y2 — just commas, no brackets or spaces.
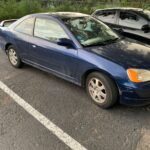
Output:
0,0,149,21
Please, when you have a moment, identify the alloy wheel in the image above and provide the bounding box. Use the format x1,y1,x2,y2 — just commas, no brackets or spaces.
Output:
8,48,18,66
88,77,107,104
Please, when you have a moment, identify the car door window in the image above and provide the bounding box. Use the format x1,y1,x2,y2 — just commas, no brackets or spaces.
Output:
15,17,35,35
95,10,116,24
119,11,147,29
34,18,69,42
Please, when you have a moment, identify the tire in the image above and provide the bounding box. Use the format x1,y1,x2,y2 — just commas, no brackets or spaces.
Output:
7,45,23,68
86,72,118,109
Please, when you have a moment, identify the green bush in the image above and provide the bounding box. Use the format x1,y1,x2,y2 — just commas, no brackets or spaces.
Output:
0,0,149,21
0,0,42,20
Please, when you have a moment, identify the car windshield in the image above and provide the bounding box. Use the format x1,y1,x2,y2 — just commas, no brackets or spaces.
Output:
143,10,150,20
63,16,119,47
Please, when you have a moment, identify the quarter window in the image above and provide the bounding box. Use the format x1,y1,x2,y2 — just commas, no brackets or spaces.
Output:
95,10,116,24
34,18,69,42
15,17,35,35
119,12,147,29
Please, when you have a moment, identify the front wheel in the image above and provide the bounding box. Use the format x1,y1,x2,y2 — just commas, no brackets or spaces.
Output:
86,72,118,109
7,46,23,68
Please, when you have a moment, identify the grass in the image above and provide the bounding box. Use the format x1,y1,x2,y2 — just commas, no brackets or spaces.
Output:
0,0,42,20
0,0,149,21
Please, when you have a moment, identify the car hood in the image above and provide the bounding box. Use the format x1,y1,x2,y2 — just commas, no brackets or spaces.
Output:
86,39,150,69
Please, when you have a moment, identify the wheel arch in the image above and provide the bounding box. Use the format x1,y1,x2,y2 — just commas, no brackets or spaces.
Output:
5,43,13,54
81,68,120,93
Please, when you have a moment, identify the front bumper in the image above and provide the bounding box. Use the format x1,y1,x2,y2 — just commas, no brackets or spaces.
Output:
119,81,150,106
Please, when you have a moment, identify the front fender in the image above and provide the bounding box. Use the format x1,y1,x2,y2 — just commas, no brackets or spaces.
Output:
77,49,129,88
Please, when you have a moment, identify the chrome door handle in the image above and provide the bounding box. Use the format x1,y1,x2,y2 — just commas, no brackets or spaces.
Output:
32,45,36,48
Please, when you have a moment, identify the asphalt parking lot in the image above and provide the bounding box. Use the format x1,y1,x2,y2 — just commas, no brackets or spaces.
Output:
0,49,150,150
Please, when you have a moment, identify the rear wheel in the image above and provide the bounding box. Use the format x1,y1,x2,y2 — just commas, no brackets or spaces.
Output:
7,46,23,68
86,72,118,109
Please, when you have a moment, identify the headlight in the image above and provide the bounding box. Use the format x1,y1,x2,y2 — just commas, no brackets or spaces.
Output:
127,68,150,83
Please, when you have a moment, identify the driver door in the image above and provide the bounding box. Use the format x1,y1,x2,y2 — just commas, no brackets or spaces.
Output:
27,17,78,80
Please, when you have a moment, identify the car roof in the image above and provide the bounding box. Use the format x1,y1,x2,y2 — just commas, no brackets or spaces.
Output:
94,7,144,12
31,12,89,19
93,7,150,20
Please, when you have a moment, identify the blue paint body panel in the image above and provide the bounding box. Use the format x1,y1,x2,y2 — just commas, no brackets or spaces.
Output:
0,12,150,106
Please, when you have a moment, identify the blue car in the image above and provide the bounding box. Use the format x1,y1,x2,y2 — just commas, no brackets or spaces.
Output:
0,12,150,108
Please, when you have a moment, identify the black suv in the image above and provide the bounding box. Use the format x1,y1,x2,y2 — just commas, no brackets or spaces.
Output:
92,8,150,45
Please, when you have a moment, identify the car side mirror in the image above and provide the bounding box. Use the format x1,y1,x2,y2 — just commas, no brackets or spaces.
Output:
57,38,75,48
141,24,150,33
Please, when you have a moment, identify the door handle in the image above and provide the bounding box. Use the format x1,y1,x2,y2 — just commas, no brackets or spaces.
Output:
32,45,37,48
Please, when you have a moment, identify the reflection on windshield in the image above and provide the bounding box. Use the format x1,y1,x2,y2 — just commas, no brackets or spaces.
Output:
63,17,119,47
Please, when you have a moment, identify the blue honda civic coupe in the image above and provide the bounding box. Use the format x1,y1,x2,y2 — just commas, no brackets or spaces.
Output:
0,12,150,108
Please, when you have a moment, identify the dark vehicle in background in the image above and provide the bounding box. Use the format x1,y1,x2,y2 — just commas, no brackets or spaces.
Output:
92,8,150,45
0,19,17,27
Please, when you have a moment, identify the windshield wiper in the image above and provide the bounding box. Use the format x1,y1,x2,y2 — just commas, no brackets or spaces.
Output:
83,38,120,47
83,42,107,47
104,37,120,44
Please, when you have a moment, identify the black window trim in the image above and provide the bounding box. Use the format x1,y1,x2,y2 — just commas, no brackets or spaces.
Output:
94,9,118,24
95,9,116,15
117,10,148,29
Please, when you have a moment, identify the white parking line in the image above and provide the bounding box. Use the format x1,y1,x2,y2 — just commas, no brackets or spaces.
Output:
0,81,87,150
136,129,150,150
